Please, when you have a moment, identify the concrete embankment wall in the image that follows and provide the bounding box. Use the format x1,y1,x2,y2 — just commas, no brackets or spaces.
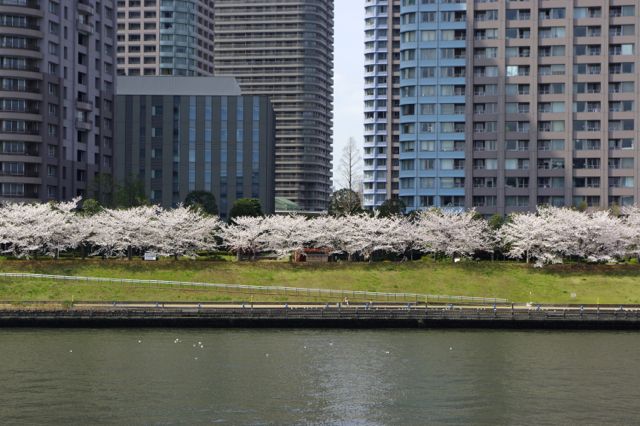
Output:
1,307,640,330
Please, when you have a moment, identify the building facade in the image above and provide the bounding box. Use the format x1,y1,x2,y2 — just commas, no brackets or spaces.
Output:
369,0,640,215
398,0,467,211
116,0,214,76
363,0,401,209
115,76,276,218
0,0,116,202
213,0,334,213
466,0,640,216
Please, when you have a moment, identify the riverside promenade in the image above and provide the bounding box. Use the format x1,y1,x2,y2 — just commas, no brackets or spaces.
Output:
1,302,640,329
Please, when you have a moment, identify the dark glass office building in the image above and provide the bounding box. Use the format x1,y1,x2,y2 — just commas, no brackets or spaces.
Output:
115,76,276,217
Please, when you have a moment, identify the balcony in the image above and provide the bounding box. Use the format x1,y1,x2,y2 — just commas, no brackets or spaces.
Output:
0,0,39,8
76,99,93,111
75,118,93,131
77,0,94,15
77,18,93,34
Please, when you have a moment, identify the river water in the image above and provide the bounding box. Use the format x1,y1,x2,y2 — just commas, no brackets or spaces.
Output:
1,329,638,425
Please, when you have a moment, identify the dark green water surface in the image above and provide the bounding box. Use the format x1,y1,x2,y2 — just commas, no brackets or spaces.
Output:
1,329,638,425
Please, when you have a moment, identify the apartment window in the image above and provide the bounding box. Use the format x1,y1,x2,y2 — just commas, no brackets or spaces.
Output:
473,121,497,133
610,44,634,55
506,65,530,77
505,121,530,133
574,158,600,169
419,178,435,189
474,29,498,40
472,196,496,208
420,140,435,152
539,26,566,39
505,140,529,151
539,46,565,57
474,84,497,96
574,139,601,150
473,66,498,77
609,82,634,94
538,121,565,132
610,25,635,37
473,140,496,151
440,140,465,152
609,63,634,74
539,102,565,113
574,120,601,132
440,177,465,189
505,196,529,208
506,103,530,114
609,138,634,150
574,7,601,19
539,64,565,76
608,120,634,131
538,158,565,169
610,5,635,17
420,159,435,170
538,177,565,189
609,158,634,169
538,140,565,151
505,159,529,170
474,103,497,114
539,8,565,20
400,159,414,171
575,64,600,75
574,101,600,113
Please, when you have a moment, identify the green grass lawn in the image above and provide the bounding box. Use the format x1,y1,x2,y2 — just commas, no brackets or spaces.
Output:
1,258,640,304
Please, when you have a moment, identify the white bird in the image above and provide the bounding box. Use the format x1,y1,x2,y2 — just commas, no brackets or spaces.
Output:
265,353,269,357
449,347,453,351
69,350,73,353
329,342,333,346
385,351,390,354
138,340,142,344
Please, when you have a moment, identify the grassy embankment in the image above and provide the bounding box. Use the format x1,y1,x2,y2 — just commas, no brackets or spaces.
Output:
1,258,640,304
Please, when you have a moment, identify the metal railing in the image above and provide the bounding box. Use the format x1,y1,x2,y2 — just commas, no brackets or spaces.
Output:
0,273,508,304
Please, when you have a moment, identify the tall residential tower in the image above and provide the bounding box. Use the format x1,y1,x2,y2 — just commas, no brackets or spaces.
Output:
368,0,640,215
0,0,116,202
116,0,215,76
465,0,640,215
363,0,401,209
213,0,334,212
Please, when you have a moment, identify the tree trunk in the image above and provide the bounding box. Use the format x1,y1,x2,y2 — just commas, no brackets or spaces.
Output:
128,245,132,260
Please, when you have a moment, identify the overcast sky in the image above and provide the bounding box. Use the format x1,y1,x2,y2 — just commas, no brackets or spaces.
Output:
332,0,364,187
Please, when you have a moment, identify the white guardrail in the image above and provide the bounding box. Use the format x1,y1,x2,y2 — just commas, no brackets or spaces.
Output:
0,272,508,304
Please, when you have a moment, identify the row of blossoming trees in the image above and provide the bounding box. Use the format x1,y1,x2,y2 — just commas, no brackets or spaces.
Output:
1,198,640,265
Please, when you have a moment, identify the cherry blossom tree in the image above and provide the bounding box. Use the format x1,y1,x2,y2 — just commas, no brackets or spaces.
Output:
153,205,221,258
500,209,560,264
88,205,162,258
622,205,640,257
416,209,492,259
0,200,82,258
219,216,270,260
261,214,309,258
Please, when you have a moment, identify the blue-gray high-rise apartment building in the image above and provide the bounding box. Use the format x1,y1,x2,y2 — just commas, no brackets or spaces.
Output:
364,0,467,210
397,0,466,210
